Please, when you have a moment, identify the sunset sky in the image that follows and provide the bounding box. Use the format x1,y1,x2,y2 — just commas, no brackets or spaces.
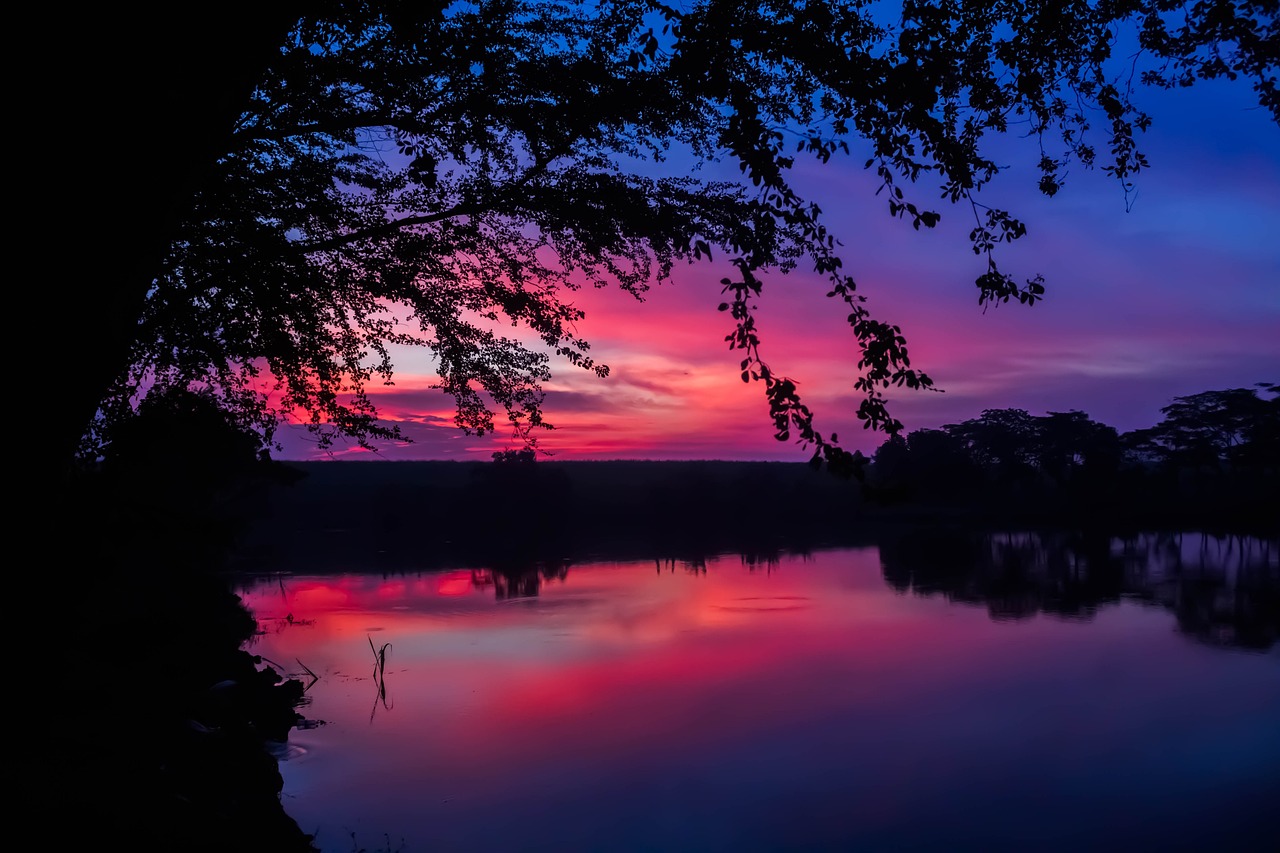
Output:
275,76,1279,463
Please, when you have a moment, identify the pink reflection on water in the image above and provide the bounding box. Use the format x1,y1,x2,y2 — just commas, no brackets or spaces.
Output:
238,548,1279,852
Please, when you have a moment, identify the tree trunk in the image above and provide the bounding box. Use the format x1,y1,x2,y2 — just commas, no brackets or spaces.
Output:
22,4,303,469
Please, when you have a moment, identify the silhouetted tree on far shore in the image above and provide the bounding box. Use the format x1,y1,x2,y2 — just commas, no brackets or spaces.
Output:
1148,384,1280,472
867,385,1278,529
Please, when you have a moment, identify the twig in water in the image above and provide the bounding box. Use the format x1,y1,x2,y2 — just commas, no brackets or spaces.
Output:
295,657,320,691
367,635,393,722
368,635,391,679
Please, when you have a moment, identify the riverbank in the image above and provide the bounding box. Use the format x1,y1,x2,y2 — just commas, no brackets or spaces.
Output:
42,458,318,853
49,562,316,852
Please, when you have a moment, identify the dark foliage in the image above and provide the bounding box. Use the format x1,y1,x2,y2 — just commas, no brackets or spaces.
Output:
867,384,1279,531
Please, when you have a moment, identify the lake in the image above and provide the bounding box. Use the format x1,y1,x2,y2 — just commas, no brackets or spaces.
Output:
238,530,1278,852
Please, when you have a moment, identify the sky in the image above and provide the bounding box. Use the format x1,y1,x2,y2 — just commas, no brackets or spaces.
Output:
275,75,1279,463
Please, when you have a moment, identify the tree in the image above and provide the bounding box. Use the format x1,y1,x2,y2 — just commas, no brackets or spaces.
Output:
946,408,1040,481
40,0,1279,476
1150,384,1279,469
906,426,978,494
1035,410,1120,485
26,3,306,475
869,427,976,500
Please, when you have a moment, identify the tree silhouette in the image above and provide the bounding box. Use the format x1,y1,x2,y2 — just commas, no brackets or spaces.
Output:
32,2,1278,475
28,3,304,474
945,408,1040,482
864,388,1277,527
1150,385,1279,470
1034,410,1120,486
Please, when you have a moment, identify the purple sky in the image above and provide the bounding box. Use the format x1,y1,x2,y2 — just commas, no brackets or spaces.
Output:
275,76,1279,462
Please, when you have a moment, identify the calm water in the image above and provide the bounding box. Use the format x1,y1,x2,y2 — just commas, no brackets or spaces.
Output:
239,532,1279,852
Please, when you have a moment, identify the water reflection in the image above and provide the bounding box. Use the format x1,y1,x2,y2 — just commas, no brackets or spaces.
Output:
240,531,1278,852
879,530,1279,650
470,558,571,600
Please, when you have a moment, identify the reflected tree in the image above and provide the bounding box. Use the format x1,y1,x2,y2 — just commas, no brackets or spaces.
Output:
483,558,572,600
880,529,1279,650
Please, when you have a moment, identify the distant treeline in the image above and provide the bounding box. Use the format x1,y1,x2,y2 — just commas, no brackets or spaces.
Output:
233,459,877,573
231,385,1277,574
865,384,1278,530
